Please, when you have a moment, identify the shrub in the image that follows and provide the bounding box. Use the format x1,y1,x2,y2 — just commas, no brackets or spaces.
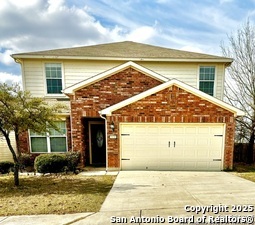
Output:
65,152,81,172
0,161,14,174
34,154,67,174
19,154,35,171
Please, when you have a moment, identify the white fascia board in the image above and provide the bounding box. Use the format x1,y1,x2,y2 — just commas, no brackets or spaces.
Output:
63,61,169,94
99,79,245,117
11,55,233,64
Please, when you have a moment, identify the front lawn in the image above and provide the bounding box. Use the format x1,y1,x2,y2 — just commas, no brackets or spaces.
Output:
232,163,255,182
0,174,116,216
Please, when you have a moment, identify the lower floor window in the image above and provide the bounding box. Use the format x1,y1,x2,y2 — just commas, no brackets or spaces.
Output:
30,121,67,153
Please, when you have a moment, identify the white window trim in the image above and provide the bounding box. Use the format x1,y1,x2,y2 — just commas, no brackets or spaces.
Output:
43,62,65,97
197,65,217,97
29,121,68,153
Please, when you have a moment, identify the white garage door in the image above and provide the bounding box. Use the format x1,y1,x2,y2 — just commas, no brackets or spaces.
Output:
120,123,225,171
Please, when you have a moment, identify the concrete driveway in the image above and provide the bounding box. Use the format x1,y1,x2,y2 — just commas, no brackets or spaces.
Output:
1,171,255,225
81,171,255,224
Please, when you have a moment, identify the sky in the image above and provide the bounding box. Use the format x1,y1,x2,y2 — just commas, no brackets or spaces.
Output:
0,0,255,85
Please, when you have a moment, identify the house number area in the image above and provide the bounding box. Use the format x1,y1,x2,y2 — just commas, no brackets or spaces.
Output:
110,205,255,224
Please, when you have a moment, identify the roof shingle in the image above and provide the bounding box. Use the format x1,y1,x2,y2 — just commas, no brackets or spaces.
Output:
12,41,232,62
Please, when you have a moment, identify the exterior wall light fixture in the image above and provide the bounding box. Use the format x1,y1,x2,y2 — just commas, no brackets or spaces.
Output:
110,121,115,131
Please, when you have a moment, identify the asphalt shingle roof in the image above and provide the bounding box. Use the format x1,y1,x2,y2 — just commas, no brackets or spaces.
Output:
12,41,232,62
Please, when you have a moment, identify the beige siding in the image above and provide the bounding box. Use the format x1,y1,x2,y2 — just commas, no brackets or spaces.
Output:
139,62,225,99
215,64,225,100
0,132,16,162
64,60,119,87
138,61,198,86
21,59,225,100
23,60,45,97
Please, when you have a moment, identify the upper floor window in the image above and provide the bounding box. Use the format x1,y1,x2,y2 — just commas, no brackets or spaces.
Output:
199,66,215,96
45,63,63,94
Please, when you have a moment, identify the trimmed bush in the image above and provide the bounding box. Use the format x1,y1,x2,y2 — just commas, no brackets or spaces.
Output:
19,154,35,172
34,154,67,174
0,161,14,174
65,152,81,172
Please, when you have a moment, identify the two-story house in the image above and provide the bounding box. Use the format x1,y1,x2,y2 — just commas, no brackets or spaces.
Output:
12,41,244,171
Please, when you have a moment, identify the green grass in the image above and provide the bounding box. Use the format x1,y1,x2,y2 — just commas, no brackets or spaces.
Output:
232,163,255,183
0,174,116,216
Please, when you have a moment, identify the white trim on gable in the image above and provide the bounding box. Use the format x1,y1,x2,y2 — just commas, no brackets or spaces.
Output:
99,79,245,117
63,61,169,94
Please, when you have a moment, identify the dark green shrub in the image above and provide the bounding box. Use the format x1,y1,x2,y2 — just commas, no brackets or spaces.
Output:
34,154,67,174
65,152,81,172
19,154,35,171
0,161,14,174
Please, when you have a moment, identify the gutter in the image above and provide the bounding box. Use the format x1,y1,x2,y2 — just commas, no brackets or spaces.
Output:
99,113,108,173
11,54,233,64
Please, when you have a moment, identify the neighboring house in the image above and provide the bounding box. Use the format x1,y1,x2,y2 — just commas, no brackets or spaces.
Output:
12,41,244,171
0,132,16,162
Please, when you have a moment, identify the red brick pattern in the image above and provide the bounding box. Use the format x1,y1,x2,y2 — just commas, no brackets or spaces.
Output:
69,67,162,164
107,85,235,169
18,131,30,154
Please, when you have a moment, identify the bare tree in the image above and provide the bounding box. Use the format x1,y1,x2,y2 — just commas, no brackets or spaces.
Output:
0,83,66,186
221,20,255,164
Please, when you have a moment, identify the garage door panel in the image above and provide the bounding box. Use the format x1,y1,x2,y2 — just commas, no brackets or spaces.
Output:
185,138,196,145
198,127,210,134
186,127,197,134
135,126,147,134
121,138,134,145
160,127,172,134
197,139,210,145
211,127,223,134
136,150,155,157
148,127,159,134
185,149,197,156
197,148,209,157
121,123,224,171
173,127,185,134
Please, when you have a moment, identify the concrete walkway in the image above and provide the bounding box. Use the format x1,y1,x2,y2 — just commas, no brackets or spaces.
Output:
1,171,255,224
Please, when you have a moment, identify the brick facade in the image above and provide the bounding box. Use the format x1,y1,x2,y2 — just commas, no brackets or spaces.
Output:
106,85,235,169
19,67,236,170
19,131,30,154
68,67,162,164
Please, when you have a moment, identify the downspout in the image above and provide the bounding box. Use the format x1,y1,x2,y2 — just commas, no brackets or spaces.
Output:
100,113,108,173
62,92,74,153
13,58,25,89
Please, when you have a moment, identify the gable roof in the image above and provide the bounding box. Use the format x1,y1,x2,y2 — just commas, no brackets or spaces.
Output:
12,41,232,64
99,79,244,117
63,61,169,94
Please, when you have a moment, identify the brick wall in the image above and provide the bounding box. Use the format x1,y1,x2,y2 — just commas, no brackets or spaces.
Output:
107,85,235,169
19,131,30,154
69,67,162,164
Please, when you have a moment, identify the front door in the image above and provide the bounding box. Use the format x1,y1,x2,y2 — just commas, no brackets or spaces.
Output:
89,122,106,166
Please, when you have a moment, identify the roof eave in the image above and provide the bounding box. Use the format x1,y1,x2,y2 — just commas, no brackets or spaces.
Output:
11,54,233,63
